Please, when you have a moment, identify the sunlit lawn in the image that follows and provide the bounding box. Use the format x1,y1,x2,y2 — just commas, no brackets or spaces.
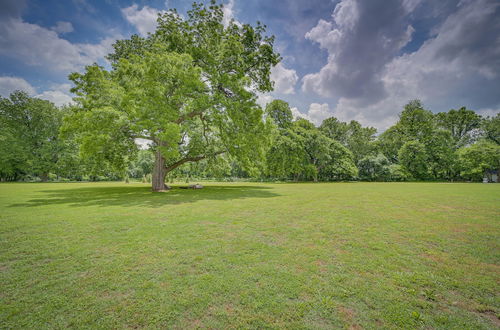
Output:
1,182,499,328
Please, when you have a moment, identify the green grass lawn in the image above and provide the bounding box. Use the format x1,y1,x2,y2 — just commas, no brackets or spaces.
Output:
1,182,499,329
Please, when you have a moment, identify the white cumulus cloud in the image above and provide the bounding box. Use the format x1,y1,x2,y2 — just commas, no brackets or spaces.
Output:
122,4,163,37
36,83,73,106
290,103,335,126
0,76,36,97
301,0,500,130
0,77,73,107
0,17,119,73
302,0,416,103
270,62,298,95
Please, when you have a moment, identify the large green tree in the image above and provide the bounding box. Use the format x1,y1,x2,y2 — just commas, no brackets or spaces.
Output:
65,2,280,191
376,100,458,180
397,99,435,143
266,131,306,180
374,126,403,163
319,117,349,145
320,118,376,163
266,116,356,181
436,107,481,148
482,113,500,145
265,99,293,130
458,141,500,181
0,91,65,181
398,140,429,180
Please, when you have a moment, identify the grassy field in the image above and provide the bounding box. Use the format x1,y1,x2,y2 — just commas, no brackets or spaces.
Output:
0,182,499,329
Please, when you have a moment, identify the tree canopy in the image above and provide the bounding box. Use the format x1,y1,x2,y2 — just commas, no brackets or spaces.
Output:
0,91,67,181
64,1,280,191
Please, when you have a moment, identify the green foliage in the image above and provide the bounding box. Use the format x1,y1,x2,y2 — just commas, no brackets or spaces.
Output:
318,139,358,181
320,118,376,163
458,141,500,181
65,1,280,188
344,121,377,163
128,150,155,179
398,140,429,180
375,126,403,163
436,107,481,148
265,114,357,181
265,99,293,129
388,164,410,181
358,154,391,181
0,129,27,181
319,117,349,144
426,129,457,180
481,113,500,145
0,91,75,181
375,100,461,181
266,131,306,179
398,99,435,143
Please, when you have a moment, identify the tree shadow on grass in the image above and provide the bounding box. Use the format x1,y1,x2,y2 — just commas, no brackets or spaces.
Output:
9,185,280,208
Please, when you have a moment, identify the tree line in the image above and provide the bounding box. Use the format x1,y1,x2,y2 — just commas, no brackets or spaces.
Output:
1,2,498,187
262,99,499,182
1,91,498,183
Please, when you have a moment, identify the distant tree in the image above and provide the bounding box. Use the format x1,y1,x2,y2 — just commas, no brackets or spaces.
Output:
377,100,458,180
265,99,293,130
128,149,155,179
397,99,435,143
358,154,391,181
318,139,358,181
481,113,500,145
292,119,356,181
320,117,349,145
265,117,356,181
320,117,376,163
458,141,500,181
398,140,429,180
64,2,280,191
374,126,404,163
388,164,410,181
344,120,377,163
436,107,481,148
55,137,86,181
426,129,457,180
0,129,27,181
266,131,306,179
0,91,65,181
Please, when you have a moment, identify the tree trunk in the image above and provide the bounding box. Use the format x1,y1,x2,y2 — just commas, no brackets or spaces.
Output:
152,148,170,192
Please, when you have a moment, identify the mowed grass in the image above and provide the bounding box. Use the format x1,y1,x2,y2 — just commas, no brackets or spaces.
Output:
0,182,499,329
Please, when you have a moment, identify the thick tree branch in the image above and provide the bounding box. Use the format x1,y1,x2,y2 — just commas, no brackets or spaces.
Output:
175,111,204,124
164,150,225,173
217,84,234,98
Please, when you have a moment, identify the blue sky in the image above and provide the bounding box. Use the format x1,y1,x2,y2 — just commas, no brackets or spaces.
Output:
1,0,499,130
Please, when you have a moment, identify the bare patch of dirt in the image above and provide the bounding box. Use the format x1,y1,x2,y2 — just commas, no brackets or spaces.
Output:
477,309,500,327
338,306,362,329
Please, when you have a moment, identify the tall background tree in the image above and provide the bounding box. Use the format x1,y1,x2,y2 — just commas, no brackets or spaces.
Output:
0,91,69,181
264,100,357,181
482,114,500,145
436,107,482,149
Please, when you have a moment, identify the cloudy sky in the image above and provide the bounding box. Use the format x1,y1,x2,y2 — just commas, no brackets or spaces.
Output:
1,0,499,130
